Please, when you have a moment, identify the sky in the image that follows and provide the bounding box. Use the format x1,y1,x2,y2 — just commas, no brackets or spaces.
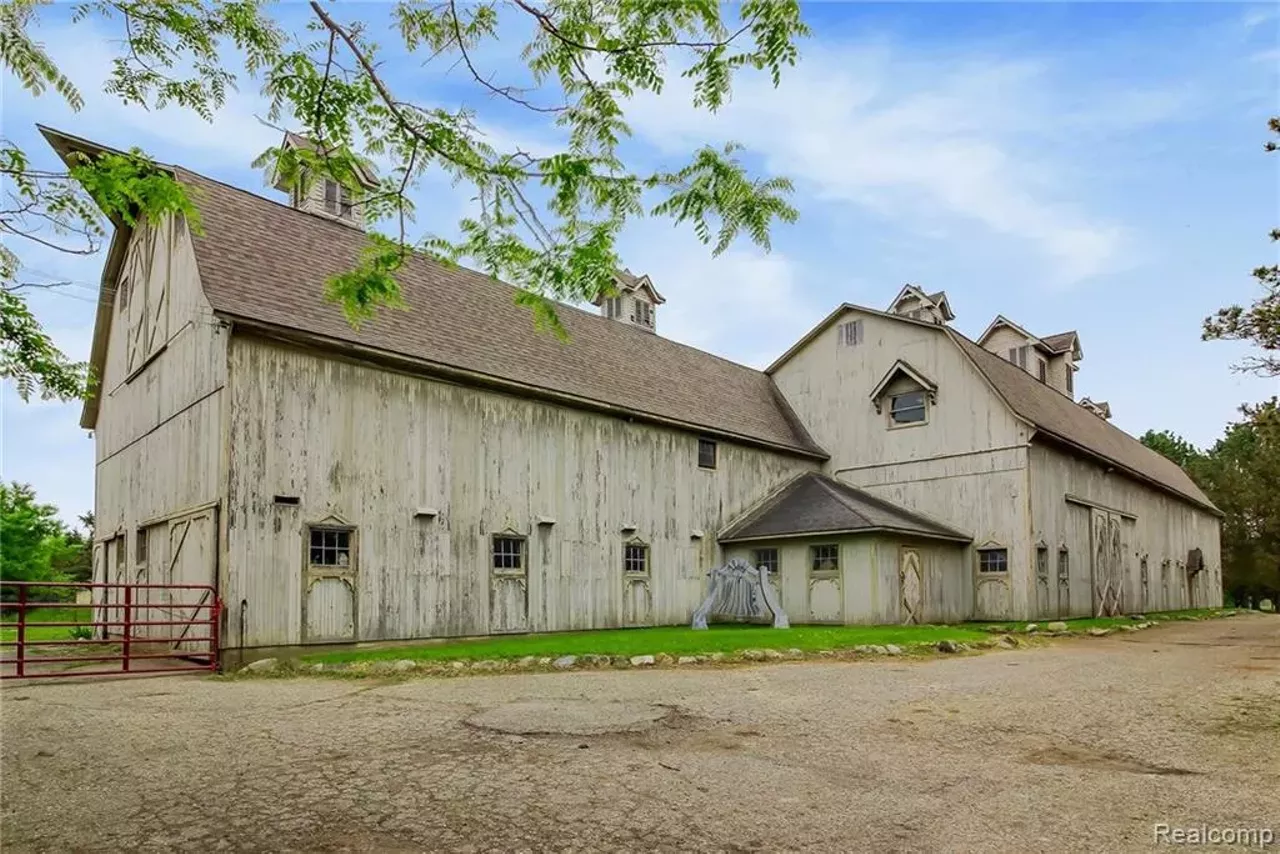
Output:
2,2,1278,526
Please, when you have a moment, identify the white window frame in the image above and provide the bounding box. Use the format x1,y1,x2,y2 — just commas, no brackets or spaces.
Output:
978,547,1009,575
623,540,649,576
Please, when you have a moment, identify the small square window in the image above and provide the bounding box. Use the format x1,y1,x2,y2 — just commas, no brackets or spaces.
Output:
810,544,839,573
1057,548,1070,580
978,548,1008,574
889,391,927,425
697,438,717,469
309,527,351,567
624,542,648,575
754,548,779,578
492,536,525,572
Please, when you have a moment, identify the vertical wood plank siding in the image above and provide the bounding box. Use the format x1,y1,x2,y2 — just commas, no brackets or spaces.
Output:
224,336,816,647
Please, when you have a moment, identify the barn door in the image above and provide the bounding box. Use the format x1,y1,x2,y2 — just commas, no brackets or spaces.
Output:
490,535,529,633
807,545,842,623
899,547,923,625
165,507,218,651
302,520,357,643
1091,510,1124,617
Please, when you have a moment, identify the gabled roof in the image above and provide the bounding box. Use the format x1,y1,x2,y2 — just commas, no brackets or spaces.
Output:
277,131,379,189
1041,331,1082,359
888,284,955,321
948,330,1216,512
868,359,937,411
43,126,824,458
978,316,1082,360
181,169,824,457
719,472,971,544
1078,397,1112,418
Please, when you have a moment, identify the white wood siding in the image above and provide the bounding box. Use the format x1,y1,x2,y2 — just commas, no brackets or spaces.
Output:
94,214,227,559
223,336,815,647
1027,442,1222,617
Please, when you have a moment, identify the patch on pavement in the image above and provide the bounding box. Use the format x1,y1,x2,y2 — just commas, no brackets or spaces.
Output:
465,699,678,736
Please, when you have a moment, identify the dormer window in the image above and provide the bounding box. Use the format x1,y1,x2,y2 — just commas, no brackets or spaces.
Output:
271,131,377,227
633,300,653,327
889,391,927,425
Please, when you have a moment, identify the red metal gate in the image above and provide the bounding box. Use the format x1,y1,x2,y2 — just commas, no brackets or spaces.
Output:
1,582,221,680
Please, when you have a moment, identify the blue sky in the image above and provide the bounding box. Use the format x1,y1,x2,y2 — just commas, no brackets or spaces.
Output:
2,2,1277,526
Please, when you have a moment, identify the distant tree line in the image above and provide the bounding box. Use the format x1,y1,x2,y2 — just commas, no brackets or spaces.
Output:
0,482,93,601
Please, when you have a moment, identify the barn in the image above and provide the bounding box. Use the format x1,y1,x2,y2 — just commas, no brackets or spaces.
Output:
45,127,1223,659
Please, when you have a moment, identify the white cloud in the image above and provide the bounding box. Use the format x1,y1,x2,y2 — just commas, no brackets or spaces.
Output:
624,43,1137,285
12,14,281,170
617,224,819,369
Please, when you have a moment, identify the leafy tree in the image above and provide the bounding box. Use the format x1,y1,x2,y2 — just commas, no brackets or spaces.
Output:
1138,429,1204,472
2,0,809,397
0,481,79,599
1203,117,1279,376
1144,405,1280,607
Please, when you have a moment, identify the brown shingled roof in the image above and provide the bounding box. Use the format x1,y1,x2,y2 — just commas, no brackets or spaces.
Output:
177,169,824,458
720,472,971,543
1040,331,1079,354
948,330,1216,512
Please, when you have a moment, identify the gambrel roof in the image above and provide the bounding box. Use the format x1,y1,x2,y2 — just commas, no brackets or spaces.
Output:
719,472,971,544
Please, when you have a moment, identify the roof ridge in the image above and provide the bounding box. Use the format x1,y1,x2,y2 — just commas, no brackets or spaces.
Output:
176,167,784,380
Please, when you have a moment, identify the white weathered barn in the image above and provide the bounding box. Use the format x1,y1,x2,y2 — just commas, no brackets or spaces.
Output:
47,127,1223,655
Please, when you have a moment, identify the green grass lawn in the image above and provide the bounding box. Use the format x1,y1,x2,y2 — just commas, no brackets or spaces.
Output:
0,606,93,643
302,607,1242,667
303,623,994,665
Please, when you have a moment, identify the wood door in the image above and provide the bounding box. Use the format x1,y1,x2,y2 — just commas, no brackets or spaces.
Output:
491,565,530,634
165,508,217,651
807,545,842,623
1091,510,1124,617
302,523,357,644
899,547,923,625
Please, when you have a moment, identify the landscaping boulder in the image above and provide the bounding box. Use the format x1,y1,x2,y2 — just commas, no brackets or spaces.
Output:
392,659,417,673
516,656,538,668
1046,621,1068,632
655,653,675,665
884,644,903,656
676,656,699,665
996,635,1018,649
785,648,805,659
630,655,656,667
1025,623,1038,633
1130,614,1146,621
741,649,767,661
450,660,468,670
552,656,578,670
1087,627,1112,637
242,657,278,674
472,659,503,672
583,654,612,667
707,652,726,663
936,640,960,653
853,645,873,654
871,645,889,655
611,655,631,668
763,648,785,660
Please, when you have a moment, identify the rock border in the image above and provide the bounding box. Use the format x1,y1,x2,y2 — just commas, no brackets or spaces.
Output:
231,609,1246,678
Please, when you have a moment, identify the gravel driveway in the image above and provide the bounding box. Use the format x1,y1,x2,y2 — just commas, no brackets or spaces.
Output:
3,615,1277,853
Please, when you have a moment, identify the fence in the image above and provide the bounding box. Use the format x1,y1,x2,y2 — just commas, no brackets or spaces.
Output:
1,581,221,680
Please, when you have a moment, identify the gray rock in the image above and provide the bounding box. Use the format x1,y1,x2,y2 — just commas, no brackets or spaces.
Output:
741,649,767,661
884,644,904,656
582,654,612,667
676,656,699,665
1046,621,1069,632
655,653,675,665
243,657,278,674
785,648,806,659
936,640,959,653
996,635,1018,649
1119,625,1138,632
471,659,503,671
707,652,726,663
630,654,656,667
1025,623,1039,633
1087,627,1112,637
537,657,553,665
515,656,538,668
392,659,417,673
450,660,468,670
308,663,325,672
763,648,785,660
854,645,874,654
552,655,578,670
869,645,887,655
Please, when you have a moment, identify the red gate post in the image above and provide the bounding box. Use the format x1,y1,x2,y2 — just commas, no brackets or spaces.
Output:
16,585,27,678
122,584,133,673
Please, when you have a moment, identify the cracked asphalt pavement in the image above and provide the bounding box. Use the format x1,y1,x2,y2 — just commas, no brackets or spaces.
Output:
3,614,1278,853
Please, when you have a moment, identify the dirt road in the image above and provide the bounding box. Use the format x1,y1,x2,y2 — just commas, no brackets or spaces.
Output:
3,615,1277,853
